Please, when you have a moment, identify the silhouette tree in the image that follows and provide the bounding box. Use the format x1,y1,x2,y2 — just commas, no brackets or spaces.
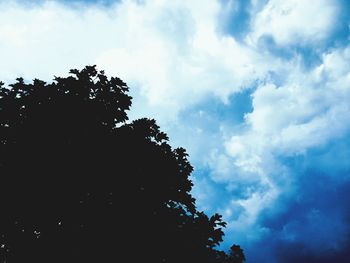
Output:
0,66,245,263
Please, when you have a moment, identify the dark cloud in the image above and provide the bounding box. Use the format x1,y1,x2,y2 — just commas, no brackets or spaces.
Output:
275,240,350,263
250,169,350,263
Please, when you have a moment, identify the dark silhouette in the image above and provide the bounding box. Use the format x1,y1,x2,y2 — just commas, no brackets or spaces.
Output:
0,66,244,263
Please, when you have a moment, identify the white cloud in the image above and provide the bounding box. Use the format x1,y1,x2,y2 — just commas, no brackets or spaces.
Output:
240,46,350,155
0,1,116,81
0,0,272,125
247,0,339,46
221,45,350,239
95,0,272,122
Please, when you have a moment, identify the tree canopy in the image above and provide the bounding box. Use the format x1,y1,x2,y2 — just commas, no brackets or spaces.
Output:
0,66,245,263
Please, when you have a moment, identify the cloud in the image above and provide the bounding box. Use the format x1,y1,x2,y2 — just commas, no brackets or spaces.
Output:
95,0,270,123
0,0,270,124
0,0,116,81
247,0,339,46
225,45,350,171
1,1,350,262
252,175,350,263
219,45,350,260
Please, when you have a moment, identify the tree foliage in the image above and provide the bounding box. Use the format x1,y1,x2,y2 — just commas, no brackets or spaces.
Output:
0,66,245,263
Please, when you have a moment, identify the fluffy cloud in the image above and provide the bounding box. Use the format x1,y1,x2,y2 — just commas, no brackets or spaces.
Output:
219,45,350,262
94,0,269,122
222,43,350,227
0,0,269,124
247,0,339,46
226,46,350,170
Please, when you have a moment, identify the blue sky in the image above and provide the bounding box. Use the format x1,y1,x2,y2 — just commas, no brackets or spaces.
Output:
1,0,350,262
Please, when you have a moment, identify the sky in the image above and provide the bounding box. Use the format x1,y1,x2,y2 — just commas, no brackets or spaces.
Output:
0,0,350,262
